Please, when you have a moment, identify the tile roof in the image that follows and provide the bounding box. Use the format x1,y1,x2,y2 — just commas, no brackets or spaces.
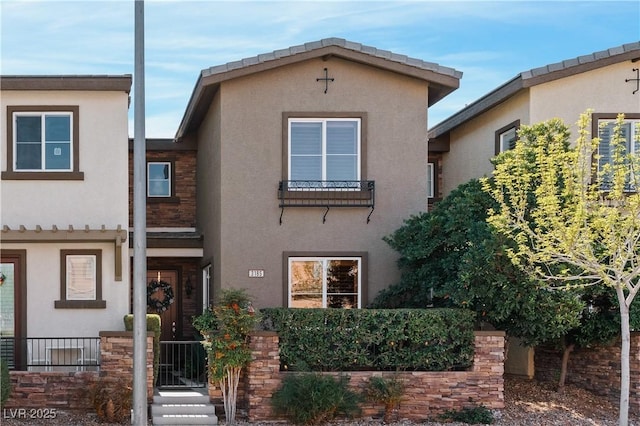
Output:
429,41,640,138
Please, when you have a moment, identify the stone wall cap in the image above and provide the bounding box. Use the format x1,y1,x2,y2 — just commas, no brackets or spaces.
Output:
474,330,506,337
250,330,279,337
99,330,154,337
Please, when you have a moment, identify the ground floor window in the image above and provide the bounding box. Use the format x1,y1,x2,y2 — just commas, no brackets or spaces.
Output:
55,249,105,309
287,255,362,308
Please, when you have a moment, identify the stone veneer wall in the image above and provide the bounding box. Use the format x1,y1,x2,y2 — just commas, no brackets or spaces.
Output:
207,330,505,422
535,332,640,414
4,332,154,410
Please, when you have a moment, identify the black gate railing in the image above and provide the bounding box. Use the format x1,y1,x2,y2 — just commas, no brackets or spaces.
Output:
158,341,207,389
0,337,100,371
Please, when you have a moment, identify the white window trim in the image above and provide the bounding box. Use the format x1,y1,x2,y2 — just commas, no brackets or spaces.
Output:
147,161,172,197
597,117,640,191
13,111,73,172
499,127,517,153
427,162,435,199
287,256,361,308
287,118,361,186
202,265,211,313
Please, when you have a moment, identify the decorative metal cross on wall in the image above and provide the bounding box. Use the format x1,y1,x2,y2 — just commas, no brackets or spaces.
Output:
625,68,639,95
317,68,334,94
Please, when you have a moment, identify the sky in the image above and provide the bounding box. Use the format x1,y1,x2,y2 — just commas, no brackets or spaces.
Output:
1,0,639,138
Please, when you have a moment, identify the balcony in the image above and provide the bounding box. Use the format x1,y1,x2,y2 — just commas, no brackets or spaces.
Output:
278,180,375,224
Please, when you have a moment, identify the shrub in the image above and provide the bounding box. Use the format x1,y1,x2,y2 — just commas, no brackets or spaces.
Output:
272,373,361,425
193,289,260,425
0,359,10,407
441,404,494,424
261,308,474,371
364,375,405,423
89,377,132,423
124,314,161,386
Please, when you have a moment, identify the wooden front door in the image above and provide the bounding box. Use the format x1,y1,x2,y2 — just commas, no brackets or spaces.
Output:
0,251,26,369
147,270,179,341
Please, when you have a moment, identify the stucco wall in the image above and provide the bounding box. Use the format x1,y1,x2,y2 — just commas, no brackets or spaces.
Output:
1,89,130,337
441,60,639,197
530,61,639,134
197,57,430,308
441,91,529,196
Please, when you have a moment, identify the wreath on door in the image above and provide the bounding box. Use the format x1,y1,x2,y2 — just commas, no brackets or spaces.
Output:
147,279,175,313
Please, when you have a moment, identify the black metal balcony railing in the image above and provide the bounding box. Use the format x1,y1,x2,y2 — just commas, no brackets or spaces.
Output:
0,337,100,371
278,180,375,224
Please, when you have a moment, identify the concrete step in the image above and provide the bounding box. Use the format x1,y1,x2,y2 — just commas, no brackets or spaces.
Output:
151,390,217,425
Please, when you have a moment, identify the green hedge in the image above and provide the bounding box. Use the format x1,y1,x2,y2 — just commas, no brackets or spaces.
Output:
260,308,474,371
124,314,161,385
1,358,10,407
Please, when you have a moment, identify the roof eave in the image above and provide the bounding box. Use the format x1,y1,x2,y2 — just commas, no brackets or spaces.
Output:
176,44,461,139
0,75,133,93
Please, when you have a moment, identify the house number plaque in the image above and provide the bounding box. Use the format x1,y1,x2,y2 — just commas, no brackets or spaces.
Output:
248,269,265,278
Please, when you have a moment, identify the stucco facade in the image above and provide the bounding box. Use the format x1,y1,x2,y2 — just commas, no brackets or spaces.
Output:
431,42,640,198
428,42,640,378
180,39,461,308
1,77,132,340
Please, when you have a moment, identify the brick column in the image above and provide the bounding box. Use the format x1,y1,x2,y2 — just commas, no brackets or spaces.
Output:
245,331,281,421
99,331,154,402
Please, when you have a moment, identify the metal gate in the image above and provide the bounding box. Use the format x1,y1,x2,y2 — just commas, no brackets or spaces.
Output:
157,341,207,389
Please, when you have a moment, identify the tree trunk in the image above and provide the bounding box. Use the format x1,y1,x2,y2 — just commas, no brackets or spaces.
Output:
616,286,630,426
558,338,574,391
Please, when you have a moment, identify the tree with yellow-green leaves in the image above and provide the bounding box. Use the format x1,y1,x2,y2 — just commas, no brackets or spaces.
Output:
484,112,640,426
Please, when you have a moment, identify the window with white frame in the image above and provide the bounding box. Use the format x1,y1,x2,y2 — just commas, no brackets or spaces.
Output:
288,256,361,308
597,115,640,190
55,249,105,309
288,118,360,187
202,265,211,312
427,162,435,199
495,120,520,155
14,111,72,171
148,162,171,197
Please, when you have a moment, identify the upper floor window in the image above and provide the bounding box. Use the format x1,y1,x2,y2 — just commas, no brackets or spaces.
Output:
495,120,520,155
4,106,82,180
148,162,171,197
595,114,640,190
288,117,361,187
287,255,362,309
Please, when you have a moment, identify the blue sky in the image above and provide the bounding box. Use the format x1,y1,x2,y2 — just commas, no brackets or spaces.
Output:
1,0,639,138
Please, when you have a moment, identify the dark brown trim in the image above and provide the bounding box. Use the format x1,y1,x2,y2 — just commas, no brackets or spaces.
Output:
55,249,106,309
282,251,368,308
282,112,368,182
4,105,82,180
428,134,450,153
0,249,27,368
0,75,132,93
1,171,84,180
494,119,520,155
128,138,198,151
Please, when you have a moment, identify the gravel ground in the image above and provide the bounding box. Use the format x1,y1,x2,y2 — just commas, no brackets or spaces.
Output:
2,377,637,425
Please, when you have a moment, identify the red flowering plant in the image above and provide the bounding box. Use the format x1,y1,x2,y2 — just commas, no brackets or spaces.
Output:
193,289,259,424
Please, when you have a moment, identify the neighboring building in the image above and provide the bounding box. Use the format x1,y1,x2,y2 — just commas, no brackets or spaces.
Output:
427,41,640,377
429,41,640,199
0,75,132,368
175,38,462,309
127,138,203,341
